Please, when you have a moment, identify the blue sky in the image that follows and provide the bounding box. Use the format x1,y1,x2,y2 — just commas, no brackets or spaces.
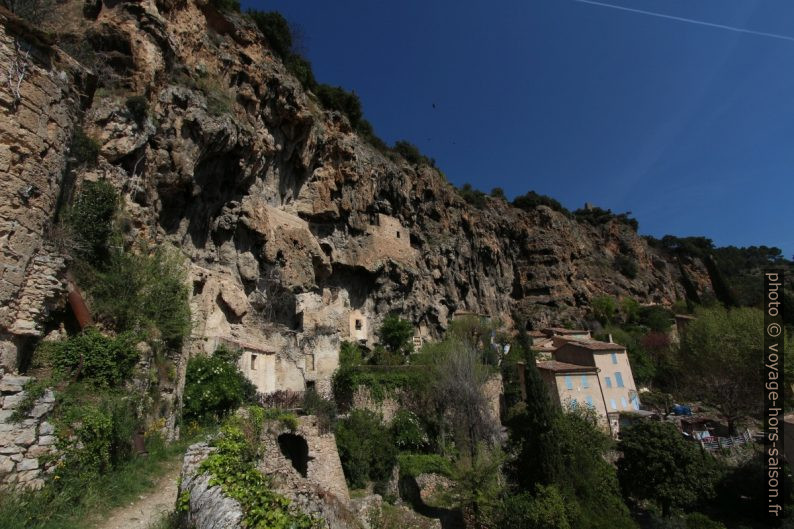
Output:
242,0,794,257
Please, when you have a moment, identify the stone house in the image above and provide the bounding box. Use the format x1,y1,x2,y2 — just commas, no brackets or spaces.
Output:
553,338,641,431
535,361,610,429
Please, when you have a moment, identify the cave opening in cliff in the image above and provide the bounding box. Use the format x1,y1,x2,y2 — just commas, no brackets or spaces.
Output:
277,433,309,477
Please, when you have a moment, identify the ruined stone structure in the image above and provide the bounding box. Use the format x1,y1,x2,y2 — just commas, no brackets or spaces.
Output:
0,371,57,489
179,415,360,529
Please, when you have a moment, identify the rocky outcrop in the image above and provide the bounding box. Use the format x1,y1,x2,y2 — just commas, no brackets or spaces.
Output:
0,0,715,379
0,7,94,372
0,371,58,489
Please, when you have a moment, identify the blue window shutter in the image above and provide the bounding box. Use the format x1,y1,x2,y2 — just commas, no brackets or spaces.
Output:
615,372,624,388
571,399,578,410
581,375,589,389
605,376,612,388
565,375,573,390
610,399,617,410
631,396,640,410
611,352,618,364
586,395,594,407
621,397,627,408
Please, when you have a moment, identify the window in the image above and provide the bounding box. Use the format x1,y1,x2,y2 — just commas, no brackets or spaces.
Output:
564,375,573,390
615,372,625,388
605,376,612,388
396,231,401,238
570,399,578,410
585,395,594,407
611,352,618,364
610,399,617,410
581,375,590,388
306,380,316,392
631,396,640,410
621,397,628,408
355,319,362,330
250,353,257,370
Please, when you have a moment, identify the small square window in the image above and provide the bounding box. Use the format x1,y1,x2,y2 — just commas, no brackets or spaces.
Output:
250,354,257,370
396,231,401,238
355,319,362,330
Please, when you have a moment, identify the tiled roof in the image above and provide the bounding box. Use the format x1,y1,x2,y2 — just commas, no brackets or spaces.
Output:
560,339,626,351
542,327,590,335
537,361,599,374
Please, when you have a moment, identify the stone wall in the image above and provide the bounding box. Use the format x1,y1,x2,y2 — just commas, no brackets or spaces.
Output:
0,8,93,371
0,371,57,489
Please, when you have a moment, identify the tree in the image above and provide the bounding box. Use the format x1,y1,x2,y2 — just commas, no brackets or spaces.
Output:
678,306,774,434
618,420,721,517
505,349,563,488
446,444,505,528
433,343,499,460
591,295,618,324
500,485,571,529
555,409,636,529
378,314,414,356
334,409,396,488
248,11,292,58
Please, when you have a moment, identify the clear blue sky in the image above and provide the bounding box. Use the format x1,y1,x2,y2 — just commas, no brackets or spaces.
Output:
242,0,794,257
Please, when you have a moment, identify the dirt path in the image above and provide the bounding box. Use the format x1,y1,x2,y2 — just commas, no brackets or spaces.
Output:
92,460,182,529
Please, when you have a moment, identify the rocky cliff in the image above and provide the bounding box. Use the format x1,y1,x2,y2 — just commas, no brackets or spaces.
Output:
0,0,713,374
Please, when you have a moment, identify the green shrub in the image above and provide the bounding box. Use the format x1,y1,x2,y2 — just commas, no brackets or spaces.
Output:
512,190,570,216
70,128,100,166
639,305,674,332
499,485,571,529
335,409,397,488
390,409,429,452
339,341,363,368
248,10,292,58
200,424,317,528
591,295,618,324
195,74,233,116
615,254,638,279
182,347,255,423
65,180,117,261
38,328,139,387
87,246,191,345
574,206,638,231
262,407,299,431
457,183,487,208
125,95,148,124
490,187,506,199
315,84,363,128
392,140,434,166
397,453,452,478
9,380,46,422
378,315,414,357
208,0,239,12
301,389,337,433
285,54,317,90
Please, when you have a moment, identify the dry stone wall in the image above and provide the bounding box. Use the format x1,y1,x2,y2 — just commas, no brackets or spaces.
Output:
0,9,93,371
0,370,57,489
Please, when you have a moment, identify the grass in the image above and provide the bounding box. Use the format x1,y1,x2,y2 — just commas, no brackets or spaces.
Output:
0,430,207,529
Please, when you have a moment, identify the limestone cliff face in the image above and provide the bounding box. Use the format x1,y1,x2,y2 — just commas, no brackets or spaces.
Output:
0,0,713,372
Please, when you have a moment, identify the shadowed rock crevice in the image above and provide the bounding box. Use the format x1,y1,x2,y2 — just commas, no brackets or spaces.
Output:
278,433,310,478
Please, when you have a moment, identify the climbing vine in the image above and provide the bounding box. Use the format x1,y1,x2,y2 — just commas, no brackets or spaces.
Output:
199,422,318,529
